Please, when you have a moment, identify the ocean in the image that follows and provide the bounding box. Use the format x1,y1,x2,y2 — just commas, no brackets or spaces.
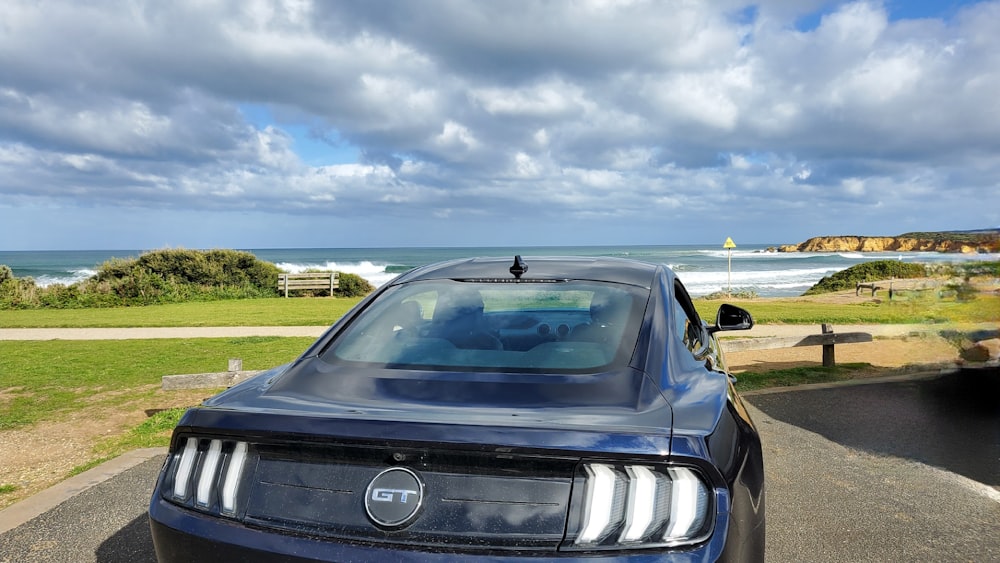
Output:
1,245,995,298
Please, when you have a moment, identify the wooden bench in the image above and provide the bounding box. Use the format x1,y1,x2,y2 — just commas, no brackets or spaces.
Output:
721,324,873,367
856,282,883,296
277,272,339,297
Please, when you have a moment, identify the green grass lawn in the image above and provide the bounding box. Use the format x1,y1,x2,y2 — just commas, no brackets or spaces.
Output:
733,363,876,392
0,336,315,492
695,294,998,325
0,337,314,430
0,297,362,328
2,293,997,328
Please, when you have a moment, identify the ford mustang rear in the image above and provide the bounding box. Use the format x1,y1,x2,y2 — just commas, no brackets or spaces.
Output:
149,256,764,561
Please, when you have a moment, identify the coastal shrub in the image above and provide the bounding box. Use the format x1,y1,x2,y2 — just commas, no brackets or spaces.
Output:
926,260,1000,279
803,260,927,295
701,288,759,300
336,272,375,297
37,283,81,308
965,260,1000,277
93,249,281,293
0,272,40,309
86,249,282,304
0,249,285,309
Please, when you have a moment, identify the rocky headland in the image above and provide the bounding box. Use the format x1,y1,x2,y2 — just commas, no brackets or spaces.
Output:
775,230,999,254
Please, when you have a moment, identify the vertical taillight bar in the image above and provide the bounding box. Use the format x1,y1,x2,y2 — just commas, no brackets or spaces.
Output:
576,464,626,544
220,441,248,515
172,437,199,500
620,466,657,542
663,467,707,542
196,439,223,507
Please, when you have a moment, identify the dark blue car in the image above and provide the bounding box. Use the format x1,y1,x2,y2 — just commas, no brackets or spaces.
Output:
149,256,765,561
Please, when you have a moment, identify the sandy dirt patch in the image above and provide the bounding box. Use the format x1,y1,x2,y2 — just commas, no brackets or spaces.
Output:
727,333,961,375
0,387,215,510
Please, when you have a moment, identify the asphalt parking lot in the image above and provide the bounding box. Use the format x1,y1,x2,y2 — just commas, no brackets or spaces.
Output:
750,368,999,562
0,370,997,562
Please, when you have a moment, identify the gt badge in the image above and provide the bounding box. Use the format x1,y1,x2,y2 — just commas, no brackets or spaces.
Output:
364,467,424,528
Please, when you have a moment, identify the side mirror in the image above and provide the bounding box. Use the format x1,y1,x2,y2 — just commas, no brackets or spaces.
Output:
710,304,754,333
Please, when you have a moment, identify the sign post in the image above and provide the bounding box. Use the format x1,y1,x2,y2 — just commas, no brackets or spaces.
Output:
723,237,736,298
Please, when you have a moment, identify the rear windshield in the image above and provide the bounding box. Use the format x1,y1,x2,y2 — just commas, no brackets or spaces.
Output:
321,280,647,373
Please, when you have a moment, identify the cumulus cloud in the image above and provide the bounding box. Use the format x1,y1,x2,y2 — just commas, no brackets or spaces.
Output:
0,0,998,248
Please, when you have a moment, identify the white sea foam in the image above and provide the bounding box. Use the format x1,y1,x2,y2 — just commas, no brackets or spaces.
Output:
699,250,759,259
675,266,842,297
275,261,399,287
34,269,97,287
699,249,829,260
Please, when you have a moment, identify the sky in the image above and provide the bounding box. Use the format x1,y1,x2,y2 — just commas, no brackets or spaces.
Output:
1,0,999,250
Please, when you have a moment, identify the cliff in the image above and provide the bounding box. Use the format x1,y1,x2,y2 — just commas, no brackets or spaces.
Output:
776,230,999,254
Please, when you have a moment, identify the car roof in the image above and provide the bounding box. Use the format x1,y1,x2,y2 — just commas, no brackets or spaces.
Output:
391,256,660,288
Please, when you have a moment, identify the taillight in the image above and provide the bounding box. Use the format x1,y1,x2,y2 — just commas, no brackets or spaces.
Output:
565,463,712,550
163,437,255,518
220,441,249,515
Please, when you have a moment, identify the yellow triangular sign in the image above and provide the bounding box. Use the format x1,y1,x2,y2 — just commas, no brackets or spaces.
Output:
723,237,736,249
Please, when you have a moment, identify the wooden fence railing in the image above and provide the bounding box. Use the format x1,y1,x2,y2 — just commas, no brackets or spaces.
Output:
720,324,873,367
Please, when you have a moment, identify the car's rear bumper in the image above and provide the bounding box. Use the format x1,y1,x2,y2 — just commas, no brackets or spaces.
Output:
149,496,729,562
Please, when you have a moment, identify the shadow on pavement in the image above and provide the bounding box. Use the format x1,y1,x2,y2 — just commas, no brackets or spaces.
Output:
747,367,1000,488
95,513,155,563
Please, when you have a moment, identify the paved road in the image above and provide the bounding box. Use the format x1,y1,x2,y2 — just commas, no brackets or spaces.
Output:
748,368,1000,562
1,372,998,562
0,454,161,563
